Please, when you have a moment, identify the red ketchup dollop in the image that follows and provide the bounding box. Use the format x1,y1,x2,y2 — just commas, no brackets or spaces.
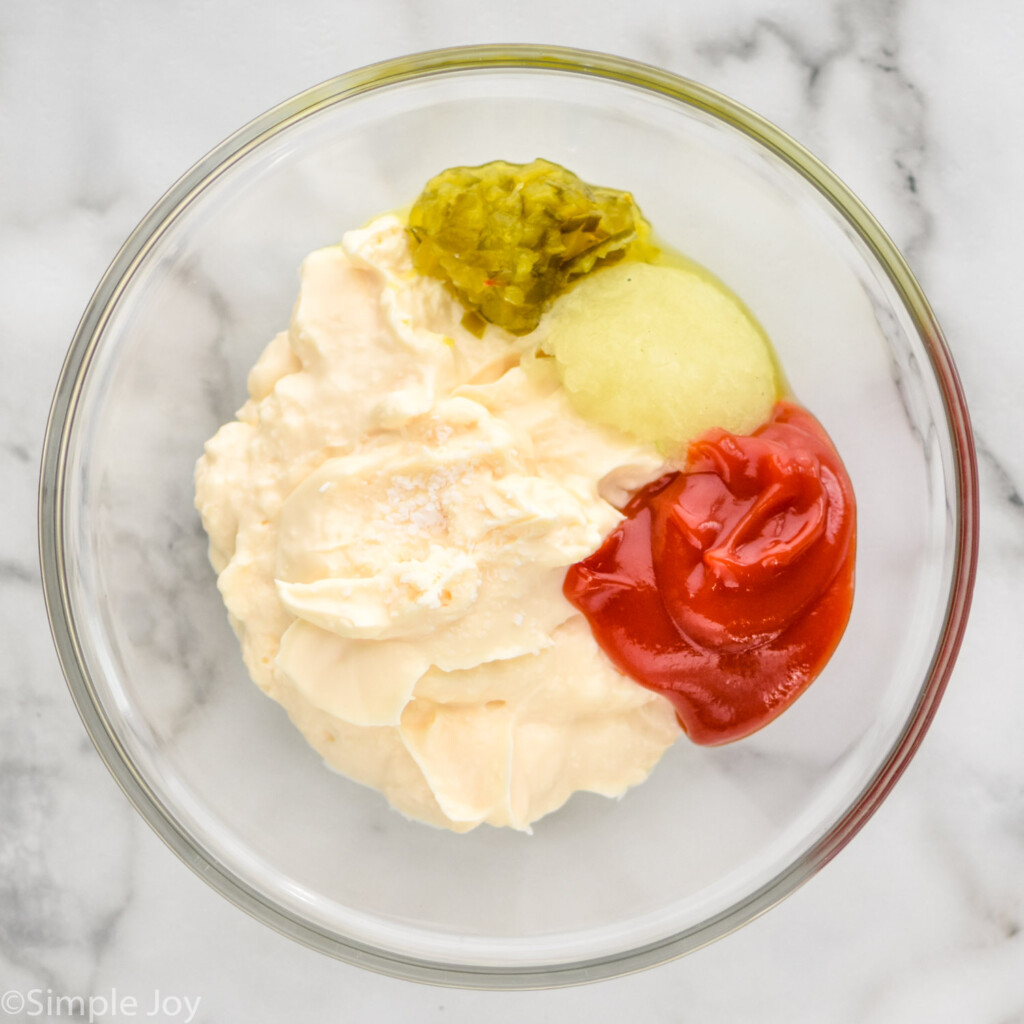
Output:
564,401,856,745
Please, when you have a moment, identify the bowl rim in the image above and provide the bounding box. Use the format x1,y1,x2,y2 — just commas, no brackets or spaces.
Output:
38,43,979,989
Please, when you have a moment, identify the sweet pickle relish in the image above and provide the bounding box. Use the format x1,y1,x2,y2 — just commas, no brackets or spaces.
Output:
407,158,655,335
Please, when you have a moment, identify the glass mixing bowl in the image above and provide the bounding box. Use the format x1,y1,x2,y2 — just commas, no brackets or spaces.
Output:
39,46,978,987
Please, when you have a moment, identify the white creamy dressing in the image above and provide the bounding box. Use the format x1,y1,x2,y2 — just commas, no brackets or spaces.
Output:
195,215,680,831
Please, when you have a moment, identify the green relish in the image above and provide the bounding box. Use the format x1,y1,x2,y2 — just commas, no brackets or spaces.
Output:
407,158,655,336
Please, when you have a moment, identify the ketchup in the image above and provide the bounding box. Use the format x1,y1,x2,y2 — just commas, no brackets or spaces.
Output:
564,402,856,745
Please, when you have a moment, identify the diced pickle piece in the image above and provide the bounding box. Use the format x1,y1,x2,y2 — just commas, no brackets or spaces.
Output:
407,159,655,335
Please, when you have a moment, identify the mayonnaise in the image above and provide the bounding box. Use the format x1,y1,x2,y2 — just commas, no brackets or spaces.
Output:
195,216,679,831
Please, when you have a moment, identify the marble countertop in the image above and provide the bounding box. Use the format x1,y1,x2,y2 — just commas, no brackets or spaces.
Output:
3,1,1023,1020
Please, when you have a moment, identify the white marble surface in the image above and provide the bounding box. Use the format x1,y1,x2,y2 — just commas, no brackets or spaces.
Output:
3,0,1023,1019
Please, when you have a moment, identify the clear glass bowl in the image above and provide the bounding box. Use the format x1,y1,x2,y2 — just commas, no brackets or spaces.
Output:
39,46,978,987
